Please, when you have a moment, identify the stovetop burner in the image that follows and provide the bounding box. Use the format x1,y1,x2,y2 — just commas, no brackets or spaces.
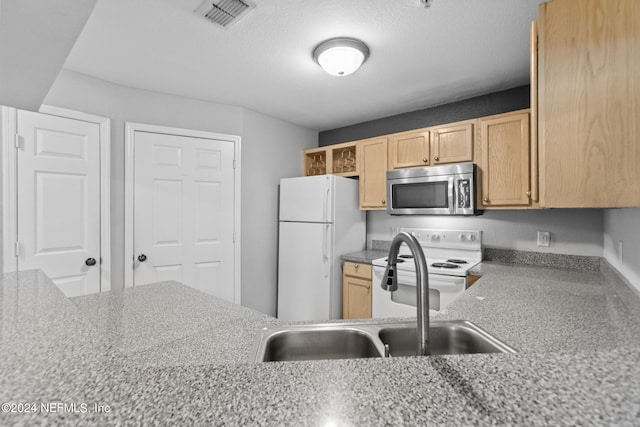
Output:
384,258,406,263
431,262,460,269
399,254,414,259
446,259,468,264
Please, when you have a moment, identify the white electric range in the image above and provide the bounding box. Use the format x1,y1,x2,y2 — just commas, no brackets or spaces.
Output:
371,228,482,317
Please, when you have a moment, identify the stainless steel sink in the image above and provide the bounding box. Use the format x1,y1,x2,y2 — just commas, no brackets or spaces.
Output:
253,320,515,362
259,327,383,361
378,320,517,357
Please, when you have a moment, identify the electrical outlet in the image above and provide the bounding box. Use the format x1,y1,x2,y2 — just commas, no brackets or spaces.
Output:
537,231,550,247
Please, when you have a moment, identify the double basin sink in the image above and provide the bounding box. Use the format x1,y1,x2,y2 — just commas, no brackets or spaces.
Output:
253,320,516,362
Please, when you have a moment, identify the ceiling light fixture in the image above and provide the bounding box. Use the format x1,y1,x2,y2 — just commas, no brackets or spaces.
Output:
312,37,370,77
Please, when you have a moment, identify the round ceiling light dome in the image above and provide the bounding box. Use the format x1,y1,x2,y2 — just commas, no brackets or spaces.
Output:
313,37,370,77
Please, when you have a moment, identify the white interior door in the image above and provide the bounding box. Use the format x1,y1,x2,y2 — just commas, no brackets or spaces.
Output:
133,131,235,301
16,110,101,297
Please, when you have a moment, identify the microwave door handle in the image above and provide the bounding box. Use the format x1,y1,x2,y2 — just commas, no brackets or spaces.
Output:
449,177,456,214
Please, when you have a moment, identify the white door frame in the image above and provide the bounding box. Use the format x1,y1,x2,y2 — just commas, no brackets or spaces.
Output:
124,122,242,304
2,105,112,292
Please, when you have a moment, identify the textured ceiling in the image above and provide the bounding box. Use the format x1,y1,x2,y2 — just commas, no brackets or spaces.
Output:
64,0,544,131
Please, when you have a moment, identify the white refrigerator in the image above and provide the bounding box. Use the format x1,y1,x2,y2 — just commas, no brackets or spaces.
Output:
277,175,366,321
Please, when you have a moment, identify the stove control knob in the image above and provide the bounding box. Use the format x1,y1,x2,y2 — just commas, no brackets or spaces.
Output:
468,234,476,242
431,233,439,241
458,233,466,241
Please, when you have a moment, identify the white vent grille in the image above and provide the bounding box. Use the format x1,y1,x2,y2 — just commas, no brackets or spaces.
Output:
195,0,255,28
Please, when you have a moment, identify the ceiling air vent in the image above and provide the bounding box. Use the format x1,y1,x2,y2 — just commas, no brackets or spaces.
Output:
195,0,255,28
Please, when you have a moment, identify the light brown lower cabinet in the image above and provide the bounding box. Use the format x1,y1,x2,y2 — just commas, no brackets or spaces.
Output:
342,262,372,319
467,275,481,288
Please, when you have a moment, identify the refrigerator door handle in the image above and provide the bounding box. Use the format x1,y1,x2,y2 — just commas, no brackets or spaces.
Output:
322,224,329,278
323,176,330,223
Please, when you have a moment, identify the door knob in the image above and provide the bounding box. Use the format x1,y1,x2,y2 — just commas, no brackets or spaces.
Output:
434,156,439,161
85,257,97,266
138,254,147,262
422,158,428,163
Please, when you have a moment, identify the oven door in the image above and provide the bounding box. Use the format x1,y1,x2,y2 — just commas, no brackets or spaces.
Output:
372,267,466,318
387,175,454,215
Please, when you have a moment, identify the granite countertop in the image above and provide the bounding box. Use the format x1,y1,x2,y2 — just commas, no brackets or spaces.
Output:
341,240,391,264
2,264,640,425
341,249,388,264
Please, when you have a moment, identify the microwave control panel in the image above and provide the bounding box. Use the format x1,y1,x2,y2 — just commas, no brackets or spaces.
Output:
457,179,471,208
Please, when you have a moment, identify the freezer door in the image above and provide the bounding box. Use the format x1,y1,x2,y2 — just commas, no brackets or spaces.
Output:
280,175,334,223
277,222,333,321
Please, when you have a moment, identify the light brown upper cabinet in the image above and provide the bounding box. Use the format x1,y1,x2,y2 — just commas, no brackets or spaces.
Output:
476,110,534,209
537,0,640,208
388,120,474,171
358,137,388,210
304,141,358,177
430,121,474,165
388,130,430,169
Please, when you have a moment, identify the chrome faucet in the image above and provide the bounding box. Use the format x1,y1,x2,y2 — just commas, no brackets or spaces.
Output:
381,232,430,356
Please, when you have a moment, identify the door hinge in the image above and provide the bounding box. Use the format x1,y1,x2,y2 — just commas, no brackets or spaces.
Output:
233,159,236,169
14,242,20,257
14,134,21,149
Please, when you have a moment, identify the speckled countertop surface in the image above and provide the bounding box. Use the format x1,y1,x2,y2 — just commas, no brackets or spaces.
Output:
341,249,387,264
2,264,640,425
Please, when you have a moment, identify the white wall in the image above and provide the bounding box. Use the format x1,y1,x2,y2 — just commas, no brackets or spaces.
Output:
241,109,317,316
43,70,244,290
368,209,604,256
603,208,640,292
43,70,318,316
0,0,97,110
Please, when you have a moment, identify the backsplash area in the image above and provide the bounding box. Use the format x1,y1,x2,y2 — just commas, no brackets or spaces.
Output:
366,209,604,257
482,248,600,271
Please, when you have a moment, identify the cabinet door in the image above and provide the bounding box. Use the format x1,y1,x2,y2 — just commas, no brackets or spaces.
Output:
343,275,372,319
538,0,640,207
359,137,388,210
343,262,372,280
388,130,430,169
431,123,474,165
479,112,531,207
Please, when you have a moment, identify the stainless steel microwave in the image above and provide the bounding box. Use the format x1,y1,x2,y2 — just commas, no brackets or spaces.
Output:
386,163,480,215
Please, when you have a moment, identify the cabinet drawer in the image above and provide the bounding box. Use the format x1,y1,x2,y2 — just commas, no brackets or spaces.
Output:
343,262,372,280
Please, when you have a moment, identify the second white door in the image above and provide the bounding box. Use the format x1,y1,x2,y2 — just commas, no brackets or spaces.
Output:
133,130,236,302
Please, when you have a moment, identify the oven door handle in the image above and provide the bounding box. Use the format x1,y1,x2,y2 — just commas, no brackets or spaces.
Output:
375,269,467,287
388,280,465,288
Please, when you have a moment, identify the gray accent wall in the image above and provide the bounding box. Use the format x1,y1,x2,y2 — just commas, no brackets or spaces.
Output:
319,85,530,146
